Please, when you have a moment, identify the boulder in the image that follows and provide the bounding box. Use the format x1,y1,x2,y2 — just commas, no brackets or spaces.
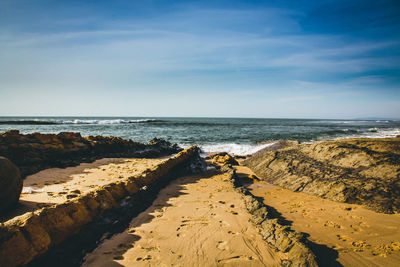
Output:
147,138,182,155
211,152,239,166
0,156,22,212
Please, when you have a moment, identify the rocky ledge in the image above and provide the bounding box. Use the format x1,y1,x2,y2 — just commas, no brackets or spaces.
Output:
221,165,318,267
0,130,181,178
0,147,203,267
245,138,400,214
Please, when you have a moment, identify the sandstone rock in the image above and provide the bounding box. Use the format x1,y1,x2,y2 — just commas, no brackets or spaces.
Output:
0,131,182,178
0,156,22,213
245,138,400,214
0,146,202,267
211,152,239,166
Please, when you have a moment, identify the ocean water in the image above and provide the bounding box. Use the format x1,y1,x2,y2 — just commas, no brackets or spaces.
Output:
0,117,399,155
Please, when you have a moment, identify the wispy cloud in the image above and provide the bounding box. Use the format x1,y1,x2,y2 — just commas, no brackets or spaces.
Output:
277,95,323,103
0,1,399,118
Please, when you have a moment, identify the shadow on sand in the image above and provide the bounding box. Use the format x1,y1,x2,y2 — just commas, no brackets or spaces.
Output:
28,169,217,267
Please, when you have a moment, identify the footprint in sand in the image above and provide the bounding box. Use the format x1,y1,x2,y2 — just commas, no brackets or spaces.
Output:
176,224,187,232
351,240,370,252
342,206,354,211
371,242,400,257
350,215,364,220
337,234,352,242
217,241,228,250
324,221,342,229
217,255,254,264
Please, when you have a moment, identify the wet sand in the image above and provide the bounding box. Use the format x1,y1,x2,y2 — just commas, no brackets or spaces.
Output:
234,165,400,266
83,171,284,266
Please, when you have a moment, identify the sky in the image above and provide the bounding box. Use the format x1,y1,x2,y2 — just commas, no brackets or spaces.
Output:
0,0,399,119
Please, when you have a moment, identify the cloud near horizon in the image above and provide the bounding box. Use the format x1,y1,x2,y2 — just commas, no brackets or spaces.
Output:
0,0,399,118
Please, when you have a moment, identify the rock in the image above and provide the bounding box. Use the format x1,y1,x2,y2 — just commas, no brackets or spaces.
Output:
245,137,400,214
0,131,182,178
253,140,299,155
146,138,182,156
211,152,239,166
226,166,318,267
0,156,22,212
0,146,202,267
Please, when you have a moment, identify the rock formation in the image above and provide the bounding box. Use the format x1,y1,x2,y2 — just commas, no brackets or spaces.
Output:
0,147,201,267
0,157,22,213
0,131,181,178
245,137,400,214
210,152,239,166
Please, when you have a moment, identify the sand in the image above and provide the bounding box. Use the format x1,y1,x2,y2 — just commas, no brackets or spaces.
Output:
82,170,284,266
234,165,400,266
1,157,164,222
4,155,399,266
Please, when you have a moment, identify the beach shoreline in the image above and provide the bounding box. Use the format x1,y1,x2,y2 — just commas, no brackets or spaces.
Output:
0,131,399,266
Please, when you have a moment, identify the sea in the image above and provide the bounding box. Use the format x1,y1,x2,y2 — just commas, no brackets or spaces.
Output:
1,117,399,155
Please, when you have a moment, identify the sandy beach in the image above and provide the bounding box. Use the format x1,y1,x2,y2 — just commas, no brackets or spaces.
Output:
1,134,399,266
2,0,400,264
234,165,400,266
3,157,399,266
83,170,284,266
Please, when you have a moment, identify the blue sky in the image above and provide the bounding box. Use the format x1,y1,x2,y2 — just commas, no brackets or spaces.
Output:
0,0,399,118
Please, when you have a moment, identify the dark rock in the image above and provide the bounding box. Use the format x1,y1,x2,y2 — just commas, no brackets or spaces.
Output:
0,156,22,212
245,137,400,214
146,138,182,156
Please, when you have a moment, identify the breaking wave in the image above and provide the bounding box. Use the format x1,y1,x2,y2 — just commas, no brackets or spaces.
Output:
0,119,162,125
200,142,276,156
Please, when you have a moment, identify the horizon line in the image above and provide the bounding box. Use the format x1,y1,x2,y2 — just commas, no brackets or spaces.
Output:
0,115,399,121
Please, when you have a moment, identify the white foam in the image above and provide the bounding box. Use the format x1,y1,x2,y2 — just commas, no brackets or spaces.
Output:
59,119,157,125
200,142,276,156
334,128,400,140
364,128,400,138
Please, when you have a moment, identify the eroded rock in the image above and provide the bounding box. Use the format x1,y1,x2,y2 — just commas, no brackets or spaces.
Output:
0,131,182,178
245,137,400,214
0,146,202,267
211,152,239,166
224,164,318,266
